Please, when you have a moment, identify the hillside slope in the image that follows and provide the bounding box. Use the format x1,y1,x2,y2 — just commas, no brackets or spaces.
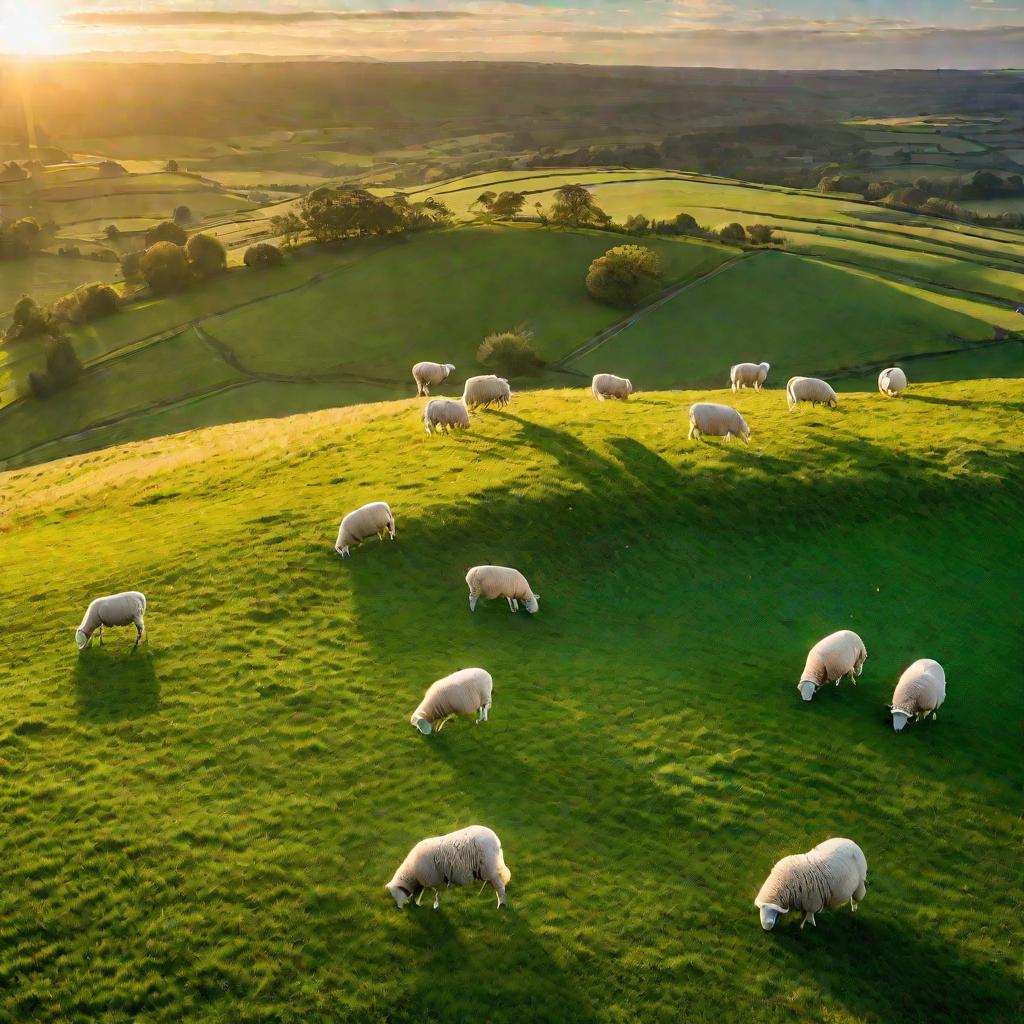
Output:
1,383,1021,1023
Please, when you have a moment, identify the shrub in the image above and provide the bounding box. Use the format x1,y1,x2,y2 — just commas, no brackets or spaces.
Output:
476,327,543,376
144,220,188,247
120,250,145,283
186,232,227,278
585,244,663,308
244,242,284,268
4,296,52,343
140,242,192,293
27,337,82,398
173,205,191,225
52,283,119,325
717,222,746,243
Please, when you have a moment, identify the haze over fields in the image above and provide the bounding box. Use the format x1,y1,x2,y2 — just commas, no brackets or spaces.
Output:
0,7,1022,1024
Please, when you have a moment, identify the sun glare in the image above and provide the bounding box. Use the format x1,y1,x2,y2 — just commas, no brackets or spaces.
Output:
1,1,66,55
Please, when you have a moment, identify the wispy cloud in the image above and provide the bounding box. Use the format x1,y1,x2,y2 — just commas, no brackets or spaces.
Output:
65,8,479,26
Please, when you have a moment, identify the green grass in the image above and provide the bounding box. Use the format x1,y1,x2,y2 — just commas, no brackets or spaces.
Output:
570,251,1014,386
212,225,733,376
0,381,1021,1023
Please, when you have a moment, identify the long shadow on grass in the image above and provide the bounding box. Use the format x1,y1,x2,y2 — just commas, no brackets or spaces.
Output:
386,905,599,1024
73,648,160,722
766,911,1020,1023
904,392,1024,414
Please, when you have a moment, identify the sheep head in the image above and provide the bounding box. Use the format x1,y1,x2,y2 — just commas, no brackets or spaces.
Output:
758,902,787,931
798,680,817,702
411,713,433,735
891,709,912,732
524,596,539,614
386,883,411,909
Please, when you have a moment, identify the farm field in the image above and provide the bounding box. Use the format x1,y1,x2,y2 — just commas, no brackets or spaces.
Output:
0,382,1021,1023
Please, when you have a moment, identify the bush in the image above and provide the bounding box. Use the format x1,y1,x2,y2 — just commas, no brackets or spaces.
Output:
476,327,543,376
173,205,191,225
140,242,192,293
585,244,663,308
244,242,284,268
120,250,145,283
4,296,52,343
717,222,746,243
52,283,120,325
186,232,227,278
144,220,188,247
27,336,82,398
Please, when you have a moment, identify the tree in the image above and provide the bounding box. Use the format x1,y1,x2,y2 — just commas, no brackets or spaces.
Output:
145,220,187,247
140,242,191,293
489,191,525,219
104,224,121,240
244,242,284,268
585,244,663,307
745,224,781,246
27,336,82,399
97,160,127,177
549,184,609,228
166,159,179,173
299,187,405,242
717,222,746,243
270,212,304,248
477,327,543,376
624,214,650,235
3,295,51,343
52,283,119,325
172,205,192,225
185,232,227,278
654,211,699,236
474,191,497,212
120,250,146,284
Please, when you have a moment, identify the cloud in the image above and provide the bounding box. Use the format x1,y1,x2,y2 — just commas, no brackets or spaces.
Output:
64,8,479,26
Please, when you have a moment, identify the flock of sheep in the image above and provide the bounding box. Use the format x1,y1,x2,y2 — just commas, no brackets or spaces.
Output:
74,355,937,928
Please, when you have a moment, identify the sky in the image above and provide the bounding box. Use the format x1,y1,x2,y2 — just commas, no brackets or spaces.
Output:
2,0,1023,68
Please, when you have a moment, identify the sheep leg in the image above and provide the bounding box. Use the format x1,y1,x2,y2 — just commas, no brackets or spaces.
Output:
432,890,440,910
491,878,507,908
415,889,425,906
687,424,697,440
469,595,478,611
97,625,104,647
133,620,144,649
800,911,816,929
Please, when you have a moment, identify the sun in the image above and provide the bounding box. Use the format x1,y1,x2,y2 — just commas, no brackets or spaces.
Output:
1,1,66,56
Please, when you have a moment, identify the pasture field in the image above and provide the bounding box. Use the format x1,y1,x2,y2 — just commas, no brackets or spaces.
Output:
0,382,1021,1023
0,254,120,318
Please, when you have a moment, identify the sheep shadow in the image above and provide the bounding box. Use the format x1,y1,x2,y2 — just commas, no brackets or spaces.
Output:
73,647,160,722
904,393,1024,414
385,892,599,1024
765,911,1019,1022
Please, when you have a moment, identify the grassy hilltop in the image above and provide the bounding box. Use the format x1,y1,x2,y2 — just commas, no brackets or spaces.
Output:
1,382,1021,1023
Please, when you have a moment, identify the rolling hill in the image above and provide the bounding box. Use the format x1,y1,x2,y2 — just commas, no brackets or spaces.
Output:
0,382,1021,1023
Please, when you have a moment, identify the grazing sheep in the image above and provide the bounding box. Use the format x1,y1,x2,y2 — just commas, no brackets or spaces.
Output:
386,825,511,909
466,565,539,614
462,375,511,410
592,373,634,401
755,837,867,931
878,367,908,398
798,629,867,702
423,398,470,435
76,591,146,651
411,668,493,735
412,361,456,397
890,658,946,732
335,501,395,558
688,402,751,445
787,376,838,411
730,361,770,391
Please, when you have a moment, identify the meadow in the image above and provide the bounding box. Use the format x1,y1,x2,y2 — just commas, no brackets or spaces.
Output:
0,382,1021,1023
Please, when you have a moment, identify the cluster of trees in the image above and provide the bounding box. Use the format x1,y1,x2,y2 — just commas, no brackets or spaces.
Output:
476,327,543,376
4,283,121,346
715,222,783,246
26,337,83,399
0,160,28,183
0,216,42,260
290,186,453,244
473,191,526,219
121,230,227,294
243,242,284,268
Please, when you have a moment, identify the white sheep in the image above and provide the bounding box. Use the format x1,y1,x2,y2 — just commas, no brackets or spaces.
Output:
592,373,634,401
335,501,395,558
688,402,751,445
75,591,146,651
787,376,838,411
462,375,511,410
798,629,867,702
730,362,770,391
423,398,470,435
411,668,493,735
889,658,946,732
466,565,539,614
755,837,867,931
386,825,511,909
412,361,456,397
878,367,908,398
